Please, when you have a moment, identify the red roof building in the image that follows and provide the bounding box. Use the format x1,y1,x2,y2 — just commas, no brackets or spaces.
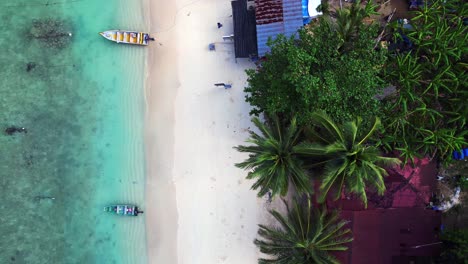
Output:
327,158,442,264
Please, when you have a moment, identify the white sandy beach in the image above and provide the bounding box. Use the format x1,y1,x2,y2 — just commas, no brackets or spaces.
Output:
144,0,275,263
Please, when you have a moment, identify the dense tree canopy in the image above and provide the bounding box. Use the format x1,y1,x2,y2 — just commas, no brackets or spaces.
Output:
379,0,468,164
244,3,387,126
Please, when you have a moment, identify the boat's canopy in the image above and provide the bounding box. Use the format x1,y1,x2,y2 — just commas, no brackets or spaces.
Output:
104,204,140,216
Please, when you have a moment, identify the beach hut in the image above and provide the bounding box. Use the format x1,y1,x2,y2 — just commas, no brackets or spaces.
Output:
231,0,321,58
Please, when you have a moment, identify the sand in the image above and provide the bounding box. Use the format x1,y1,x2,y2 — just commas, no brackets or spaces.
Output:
144,0,274,263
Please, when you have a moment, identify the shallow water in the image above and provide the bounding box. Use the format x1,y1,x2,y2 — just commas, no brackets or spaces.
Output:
0,0,147,263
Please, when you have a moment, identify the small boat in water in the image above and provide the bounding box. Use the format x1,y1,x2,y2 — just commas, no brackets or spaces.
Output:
99,30,154,46
104,204,143,216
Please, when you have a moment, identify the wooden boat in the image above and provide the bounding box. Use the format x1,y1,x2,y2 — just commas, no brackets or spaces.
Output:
99,30,152,46
104,204,143,216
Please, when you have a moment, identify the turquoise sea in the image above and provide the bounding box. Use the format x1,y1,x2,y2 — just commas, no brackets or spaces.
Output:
0,0,148,263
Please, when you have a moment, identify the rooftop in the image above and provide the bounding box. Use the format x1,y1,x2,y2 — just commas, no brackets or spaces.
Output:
231,0,258,58
326,157,442,264
335,208,441,264
255,0,303,56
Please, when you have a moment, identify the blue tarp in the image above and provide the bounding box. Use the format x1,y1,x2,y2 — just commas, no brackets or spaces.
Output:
302,0,311,24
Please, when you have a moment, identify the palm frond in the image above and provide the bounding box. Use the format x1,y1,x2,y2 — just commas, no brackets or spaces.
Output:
234,116,311,199
255,197,353,263
305,112,398,207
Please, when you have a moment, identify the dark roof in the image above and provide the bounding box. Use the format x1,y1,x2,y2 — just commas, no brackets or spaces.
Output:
232,0,258,58
335,208,442,264
325,157,437,210
322,157,441,264
255,0,303,56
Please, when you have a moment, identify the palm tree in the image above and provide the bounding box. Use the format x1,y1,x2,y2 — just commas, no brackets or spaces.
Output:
234,116,311,198
295,112,401,207
332,0,378,49
255,197,353,264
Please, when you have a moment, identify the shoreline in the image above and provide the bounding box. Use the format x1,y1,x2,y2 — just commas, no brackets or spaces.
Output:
144,0,180,263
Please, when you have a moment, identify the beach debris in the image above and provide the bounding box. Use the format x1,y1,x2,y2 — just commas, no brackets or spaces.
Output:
222,34,234,41
209,43,215,51
217,22,223,28
30,18,73,49
428,187,461,211
5,126,27,135
214,83,232,89
26,62,37,72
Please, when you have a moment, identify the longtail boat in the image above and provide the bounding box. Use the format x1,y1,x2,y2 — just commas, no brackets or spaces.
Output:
104,204,143,216
99,30,153,46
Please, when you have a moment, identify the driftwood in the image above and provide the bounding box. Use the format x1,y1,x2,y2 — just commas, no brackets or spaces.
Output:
374,8,396,49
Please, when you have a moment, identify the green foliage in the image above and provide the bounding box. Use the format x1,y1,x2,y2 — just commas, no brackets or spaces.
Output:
333,0,379,50
457,177,468,191
295,112,401,207
381,0,468,164
244,2,386,126
255,197,353,264
234,116,312,198
439,228,468,264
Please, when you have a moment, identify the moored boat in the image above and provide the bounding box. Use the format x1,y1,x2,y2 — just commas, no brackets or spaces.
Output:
104,204,143,216
99,30,153,46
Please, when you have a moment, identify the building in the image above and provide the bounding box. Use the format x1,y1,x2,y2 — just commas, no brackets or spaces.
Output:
254,0,304,56
335,208,441,264
327,158,442,264
231,0,321,58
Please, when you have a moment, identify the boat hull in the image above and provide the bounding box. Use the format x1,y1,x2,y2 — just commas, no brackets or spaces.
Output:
104,204,142,216
99,30,150,46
